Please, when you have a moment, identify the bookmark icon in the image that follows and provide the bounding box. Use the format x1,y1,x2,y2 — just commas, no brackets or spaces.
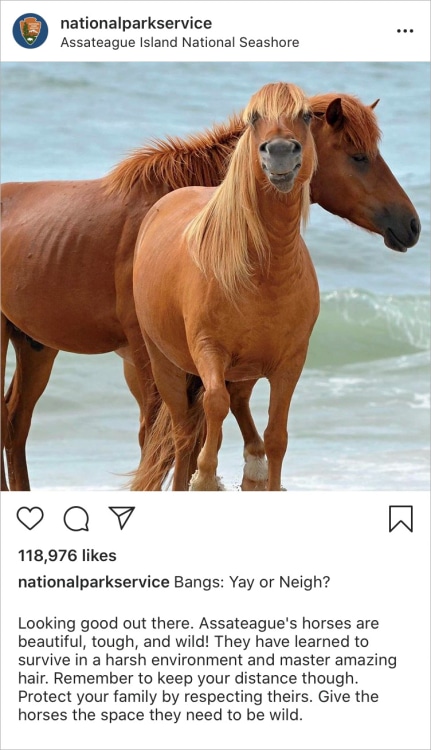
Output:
389,505,413,532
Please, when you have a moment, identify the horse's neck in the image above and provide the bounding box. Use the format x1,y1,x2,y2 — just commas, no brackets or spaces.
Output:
257,187,304,268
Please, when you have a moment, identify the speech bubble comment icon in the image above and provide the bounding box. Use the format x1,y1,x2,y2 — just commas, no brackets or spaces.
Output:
64,506,89,532
17,507,44,530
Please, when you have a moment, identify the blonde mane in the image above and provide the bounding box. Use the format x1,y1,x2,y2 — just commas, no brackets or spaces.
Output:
185,83,316,302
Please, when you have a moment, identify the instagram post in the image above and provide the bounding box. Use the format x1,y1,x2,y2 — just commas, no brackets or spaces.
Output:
1,2,430,749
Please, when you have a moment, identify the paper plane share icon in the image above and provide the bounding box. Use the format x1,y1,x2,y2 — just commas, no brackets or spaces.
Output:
109,507,135,530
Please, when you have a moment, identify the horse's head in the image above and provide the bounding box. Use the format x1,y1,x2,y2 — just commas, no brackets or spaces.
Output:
243,83,316,195
309,94,421,252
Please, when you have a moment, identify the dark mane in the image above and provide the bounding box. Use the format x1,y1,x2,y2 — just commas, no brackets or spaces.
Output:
103,114,245,196
310,93,381,156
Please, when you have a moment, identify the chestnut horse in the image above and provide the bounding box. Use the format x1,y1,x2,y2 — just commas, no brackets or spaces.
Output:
132,82,319,491
1,93,420,490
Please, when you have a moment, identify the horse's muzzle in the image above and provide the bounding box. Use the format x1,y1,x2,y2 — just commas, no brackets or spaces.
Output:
260,138,303,192
376,208,421,252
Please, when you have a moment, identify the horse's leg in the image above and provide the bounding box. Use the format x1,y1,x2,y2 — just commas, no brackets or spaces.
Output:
5,334,58,491
228,380,268,491
264,368,302,491
1,314,10,490
118,337,163,453
122,359,146,451
189,358,230,492
117,336,165,473
144,340,201,491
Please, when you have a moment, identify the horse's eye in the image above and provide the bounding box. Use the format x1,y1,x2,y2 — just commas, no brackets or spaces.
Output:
302,112,312,124
249,111,260,126
352,153,368,163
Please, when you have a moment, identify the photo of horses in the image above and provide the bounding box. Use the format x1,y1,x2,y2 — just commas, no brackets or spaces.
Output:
1,62,429,491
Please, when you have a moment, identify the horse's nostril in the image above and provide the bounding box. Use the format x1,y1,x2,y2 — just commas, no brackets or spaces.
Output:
266,139,302,157
411,217,420,236
259,142,269,153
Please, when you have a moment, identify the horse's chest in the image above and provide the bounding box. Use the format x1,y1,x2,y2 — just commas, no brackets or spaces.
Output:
224,327,306,380
184,266,319,379
223,294,318,379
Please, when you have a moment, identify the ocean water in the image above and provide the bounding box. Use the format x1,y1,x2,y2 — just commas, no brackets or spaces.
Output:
1,62,430,491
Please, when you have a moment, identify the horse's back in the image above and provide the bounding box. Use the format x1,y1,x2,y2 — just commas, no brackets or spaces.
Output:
2,178,101,213
1,179,129,353
137,186,215,245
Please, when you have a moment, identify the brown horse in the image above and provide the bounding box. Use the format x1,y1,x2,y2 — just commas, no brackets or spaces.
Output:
1,92,420,490
132,82,319,491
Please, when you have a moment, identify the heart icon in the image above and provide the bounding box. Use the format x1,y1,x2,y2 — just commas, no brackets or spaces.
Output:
17,507,44,530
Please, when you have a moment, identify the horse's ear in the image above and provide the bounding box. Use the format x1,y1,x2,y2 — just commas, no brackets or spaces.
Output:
370,98,380,109
326,98,344,130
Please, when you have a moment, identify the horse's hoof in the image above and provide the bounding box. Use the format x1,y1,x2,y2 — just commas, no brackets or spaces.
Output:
242,454,268,490
189,471,224,491
244,453,268,481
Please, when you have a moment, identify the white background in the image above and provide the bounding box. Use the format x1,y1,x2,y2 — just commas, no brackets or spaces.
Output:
1,492,430,749
1,1,430,62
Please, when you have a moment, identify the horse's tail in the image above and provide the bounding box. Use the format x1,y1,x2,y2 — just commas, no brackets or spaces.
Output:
129,399,175,491
130,375,206,491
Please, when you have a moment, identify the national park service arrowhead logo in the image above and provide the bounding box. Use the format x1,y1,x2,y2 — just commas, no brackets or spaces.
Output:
20,17,42,45
13,13,48,49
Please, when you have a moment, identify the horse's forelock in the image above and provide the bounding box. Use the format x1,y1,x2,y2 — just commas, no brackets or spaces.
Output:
310,93,381,156
243,82,310,125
